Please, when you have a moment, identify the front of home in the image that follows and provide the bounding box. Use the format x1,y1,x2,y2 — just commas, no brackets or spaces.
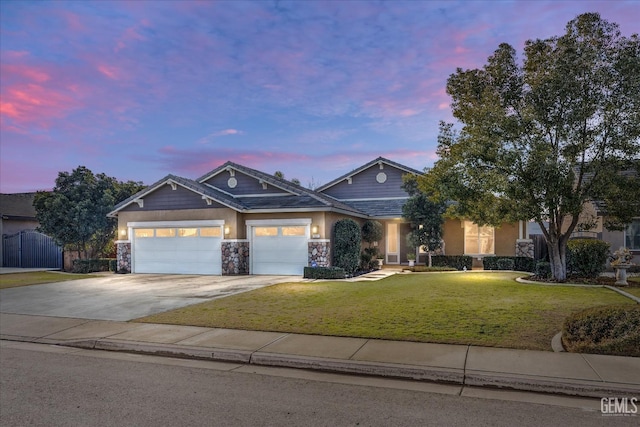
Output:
109,157,532,275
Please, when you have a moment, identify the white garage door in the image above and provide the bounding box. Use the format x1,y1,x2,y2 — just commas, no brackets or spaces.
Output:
132,224,222,275
252,224,308,275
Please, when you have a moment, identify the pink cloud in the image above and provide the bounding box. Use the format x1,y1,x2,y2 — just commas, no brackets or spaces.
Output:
97,64,120,80
197,129,245,144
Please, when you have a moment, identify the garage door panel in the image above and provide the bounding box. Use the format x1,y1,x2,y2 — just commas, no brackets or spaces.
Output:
132,226,222,275
252,225,308,275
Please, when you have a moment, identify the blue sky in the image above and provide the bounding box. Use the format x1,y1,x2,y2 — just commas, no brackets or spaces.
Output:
1,0,637,192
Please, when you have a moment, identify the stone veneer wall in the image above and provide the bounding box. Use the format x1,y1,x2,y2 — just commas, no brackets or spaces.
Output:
515,239,534,258
116,241,132,273
222,241,249,275
308,240,330,267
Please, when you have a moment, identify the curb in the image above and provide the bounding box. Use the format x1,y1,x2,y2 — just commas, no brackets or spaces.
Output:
48,338,637,399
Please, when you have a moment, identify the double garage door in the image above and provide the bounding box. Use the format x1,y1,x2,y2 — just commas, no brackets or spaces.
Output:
130,220,309,275
131,222,223,275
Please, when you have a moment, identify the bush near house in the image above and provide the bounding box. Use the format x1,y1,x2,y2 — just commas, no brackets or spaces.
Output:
431,255,472,270
303,267,347,280
333,219,361,275
72,258,114,273
566,239,610,278
535,261,552,279
562,305,640,357
483,256,536,272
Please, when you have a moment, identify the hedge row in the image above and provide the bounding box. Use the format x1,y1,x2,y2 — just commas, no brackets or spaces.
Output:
482,256,536,272
430,255,472,270
303,266,346,279
72,258,115,273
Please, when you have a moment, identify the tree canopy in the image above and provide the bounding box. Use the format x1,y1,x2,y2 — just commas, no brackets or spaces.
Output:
420,13,640,280
34,166,144,259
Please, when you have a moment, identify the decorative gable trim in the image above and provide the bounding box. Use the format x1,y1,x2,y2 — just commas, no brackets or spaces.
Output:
317,157,423,192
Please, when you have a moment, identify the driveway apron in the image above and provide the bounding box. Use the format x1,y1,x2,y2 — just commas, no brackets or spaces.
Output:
0,274,295,321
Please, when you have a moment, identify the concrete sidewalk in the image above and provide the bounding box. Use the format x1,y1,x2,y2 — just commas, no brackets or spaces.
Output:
1,313,638,398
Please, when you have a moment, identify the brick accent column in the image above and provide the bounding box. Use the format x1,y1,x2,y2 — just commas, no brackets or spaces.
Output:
308,240,330,267
222,241,249,275
116,241,131,273
516,239,534,258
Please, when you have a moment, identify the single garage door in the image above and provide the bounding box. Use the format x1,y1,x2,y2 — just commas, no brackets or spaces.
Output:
252,224,308,275
132,225,222,275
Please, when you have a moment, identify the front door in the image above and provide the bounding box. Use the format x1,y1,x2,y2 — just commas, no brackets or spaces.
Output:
386,223,399,264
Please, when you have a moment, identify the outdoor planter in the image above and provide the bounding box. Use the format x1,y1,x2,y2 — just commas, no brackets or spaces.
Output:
614,263,631,286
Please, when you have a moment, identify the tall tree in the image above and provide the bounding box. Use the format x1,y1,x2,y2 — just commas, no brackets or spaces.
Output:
34,166,143,259
421,13,640,280
402,175,446,267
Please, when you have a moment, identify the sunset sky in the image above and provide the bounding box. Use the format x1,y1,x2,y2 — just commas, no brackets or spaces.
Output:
1,0,637,193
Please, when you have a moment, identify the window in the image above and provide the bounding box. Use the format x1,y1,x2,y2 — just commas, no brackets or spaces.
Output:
134,229,154,238
255,227,278,237
626,220,640,250
464,221,494,255
200,227,221,237
282,226,305,236
178,228,198,237
155,228,175,238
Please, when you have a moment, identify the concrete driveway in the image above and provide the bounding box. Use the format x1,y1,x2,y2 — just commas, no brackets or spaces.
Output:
0,274,298,321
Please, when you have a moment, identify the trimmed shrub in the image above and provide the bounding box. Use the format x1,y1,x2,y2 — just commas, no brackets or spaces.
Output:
431,255,472,270
333,219,361,275
406,266,457,272
303,266,346,279
496,258,515,271
72,258,114,273
535,261,552,279
562,305,640,357
361,220,383,244
567,239,610,278
483,256,536,272
109,259,117,272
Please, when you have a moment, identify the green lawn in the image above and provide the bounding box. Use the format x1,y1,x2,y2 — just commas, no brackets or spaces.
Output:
136,272,636,351
0,272,97,289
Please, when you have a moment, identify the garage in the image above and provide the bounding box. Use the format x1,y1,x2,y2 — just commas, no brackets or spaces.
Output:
130,221,223,275
249,220,309,275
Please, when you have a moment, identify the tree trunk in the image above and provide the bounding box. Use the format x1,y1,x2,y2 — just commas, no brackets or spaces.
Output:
547,238,567,281
427,252,432,267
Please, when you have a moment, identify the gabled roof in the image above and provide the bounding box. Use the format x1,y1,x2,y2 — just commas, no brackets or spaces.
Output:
108,163,366,217
108,174,246,217
197,161,300,196
316,157,423,192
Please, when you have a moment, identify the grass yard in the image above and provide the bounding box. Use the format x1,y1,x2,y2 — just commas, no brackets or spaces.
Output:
0,271,97,289
136,272,636,351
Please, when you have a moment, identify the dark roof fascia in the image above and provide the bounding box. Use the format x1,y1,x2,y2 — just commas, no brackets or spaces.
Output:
316,157,424,192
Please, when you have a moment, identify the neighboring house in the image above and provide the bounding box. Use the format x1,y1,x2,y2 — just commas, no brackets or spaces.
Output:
1,192,62,268
108,158,530,275
576,200,640,265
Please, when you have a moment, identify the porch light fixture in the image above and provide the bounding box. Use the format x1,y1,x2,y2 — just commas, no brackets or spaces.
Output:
120,229,127,237
224,225,231,235
311,224,320,238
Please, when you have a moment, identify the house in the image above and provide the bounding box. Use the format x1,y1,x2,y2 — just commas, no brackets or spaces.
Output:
1,192,62,268
108,158,530,275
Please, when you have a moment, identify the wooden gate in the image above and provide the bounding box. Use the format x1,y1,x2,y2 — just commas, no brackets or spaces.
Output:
2,230,62,268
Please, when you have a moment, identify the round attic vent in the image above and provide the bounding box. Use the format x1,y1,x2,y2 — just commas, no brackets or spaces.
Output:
228,177,237,188
376,172,387,183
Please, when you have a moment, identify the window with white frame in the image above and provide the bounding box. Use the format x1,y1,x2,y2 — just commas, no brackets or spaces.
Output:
464,221,495,255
